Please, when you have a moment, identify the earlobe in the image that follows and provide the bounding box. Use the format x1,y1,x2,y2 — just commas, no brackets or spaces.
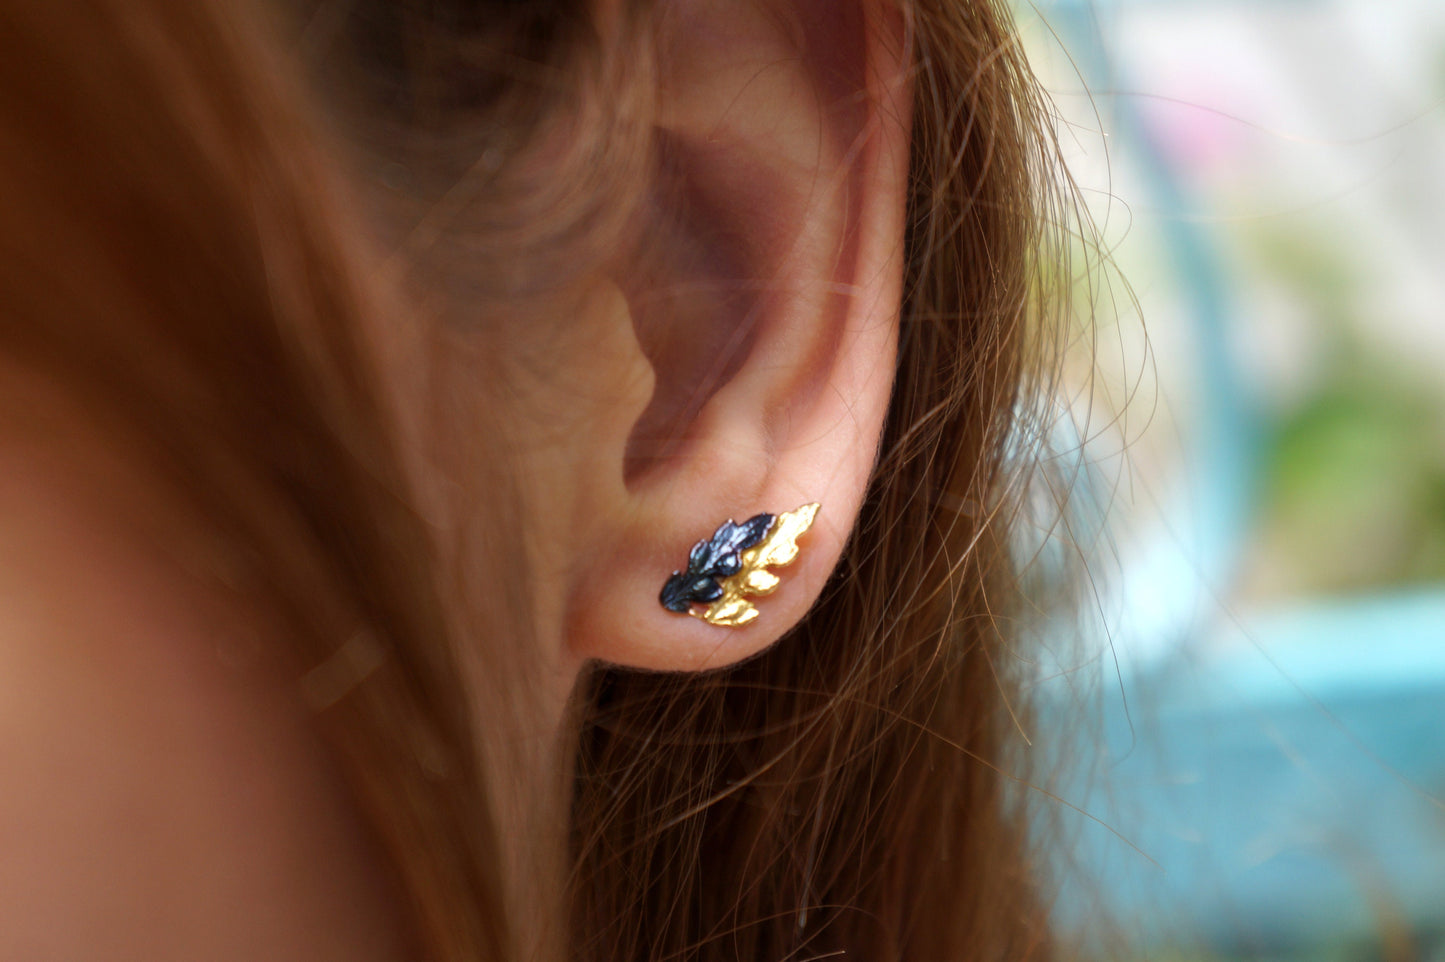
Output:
564,0,911,672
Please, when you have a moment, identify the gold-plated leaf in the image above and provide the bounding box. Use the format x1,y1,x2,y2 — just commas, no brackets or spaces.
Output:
691,596,759,627
746,503,819,570
696,503,819,627
740,568,780,594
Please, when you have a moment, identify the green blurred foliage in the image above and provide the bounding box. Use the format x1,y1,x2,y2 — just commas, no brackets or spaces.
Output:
1241,220,1445,597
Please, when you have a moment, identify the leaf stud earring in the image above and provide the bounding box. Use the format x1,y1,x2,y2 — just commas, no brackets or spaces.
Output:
659,503,820,627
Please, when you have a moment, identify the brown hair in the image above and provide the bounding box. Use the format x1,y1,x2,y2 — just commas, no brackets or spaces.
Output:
571,4,1071,959
0,1,1079,959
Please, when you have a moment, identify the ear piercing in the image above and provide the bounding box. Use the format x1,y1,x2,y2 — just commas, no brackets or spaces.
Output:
659,503,819,627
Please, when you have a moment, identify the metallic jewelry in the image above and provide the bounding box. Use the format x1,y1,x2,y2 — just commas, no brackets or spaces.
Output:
659,503,820,627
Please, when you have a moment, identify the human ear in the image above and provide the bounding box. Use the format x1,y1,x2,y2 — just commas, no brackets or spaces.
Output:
565,0,911,672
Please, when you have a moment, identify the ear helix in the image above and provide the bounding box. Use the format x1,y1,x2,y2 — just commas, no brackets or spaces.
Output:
658,503,820,627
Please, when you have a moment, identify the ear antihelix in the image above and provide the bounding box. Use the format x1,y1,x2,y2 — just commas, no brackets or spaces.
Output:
658,503,820,627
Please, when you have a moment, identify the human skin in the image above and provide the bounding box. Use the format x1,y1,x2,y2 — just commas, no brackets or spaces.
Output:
0,1,911,957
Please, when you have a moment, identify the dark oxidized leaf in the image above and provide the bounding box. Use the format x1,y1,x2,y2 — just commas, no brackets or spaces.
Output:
689,521,736,575
690,576,724,603
690,513,776,578
734,513,774,550
659,572,694,613
687,538,710,570
660,571,728,612
660,511,779,616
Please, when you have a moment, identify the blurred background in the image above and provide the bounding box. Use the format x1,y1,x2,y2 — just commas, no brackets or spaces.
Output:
1012,1,1445,959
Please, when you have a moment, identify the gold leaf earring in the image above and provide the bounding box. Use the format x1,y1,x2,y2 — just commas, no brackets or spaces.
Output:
658,503,820,627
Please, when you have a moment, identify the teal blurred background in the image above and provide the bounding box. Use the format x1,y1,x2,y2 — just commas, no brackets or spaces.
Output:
1013,2,1445,958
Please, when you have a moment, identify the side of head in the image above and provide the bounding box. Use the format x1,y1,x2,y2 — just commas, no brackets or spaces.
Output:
0,1,1073,959
319,2,1070,956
